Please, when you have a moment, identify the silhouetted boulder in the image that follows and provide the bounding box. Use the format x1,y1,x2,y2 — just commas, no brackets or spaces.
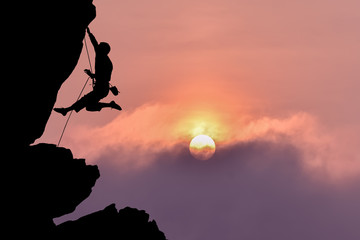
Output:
4,144,99,237
24,144,100,219
56,204,167,239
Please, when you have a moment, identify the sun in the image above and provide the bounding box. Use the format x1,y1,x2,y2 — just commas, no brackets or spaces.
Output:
189,135,216,160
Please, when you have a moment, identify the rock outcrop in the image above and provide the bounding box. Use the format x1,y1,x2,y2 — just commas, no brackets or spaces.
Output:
56,204,166,239
22,144,100,219
4,1,166,239
5,144,100,237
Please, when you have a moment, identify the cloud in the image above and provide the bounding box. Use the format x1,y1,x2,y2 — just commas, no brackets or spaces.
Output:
57,139,360,240
67,102,360,180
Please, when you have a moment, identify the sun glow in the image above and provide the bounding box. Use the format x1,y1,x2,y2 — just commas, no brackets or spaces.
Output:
174,108,229,143
189,135,216,160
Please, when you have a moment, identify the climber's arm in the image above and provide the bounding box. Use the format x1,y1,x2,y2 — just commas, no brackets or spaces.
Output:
86,27,98,50
84,69,95,79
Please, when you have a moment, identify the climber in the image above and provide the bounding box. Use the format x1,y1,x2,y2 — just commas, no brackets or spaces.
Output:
54,27,121,116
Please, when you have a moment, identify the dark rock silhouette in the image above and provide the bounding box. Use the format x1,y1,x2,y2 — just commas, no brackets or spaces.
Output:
56,204,166,239
5,144,100,237
6,0,96,146
4,1,166,239
24,144,100,219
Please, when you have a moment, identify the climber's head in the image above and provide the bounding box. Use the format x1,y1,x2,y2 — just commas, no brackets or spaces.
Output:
98,42,111,55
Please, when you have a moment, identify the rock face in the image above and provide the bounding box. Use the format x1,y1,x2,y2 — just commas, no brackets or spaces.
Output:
23,144,100,219
6,0,96,146
5,144,100,237
4,1,166,239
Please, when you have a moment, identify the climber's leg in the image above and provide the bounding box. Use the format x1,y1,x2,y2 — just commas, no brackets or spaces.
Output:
86,101,122,112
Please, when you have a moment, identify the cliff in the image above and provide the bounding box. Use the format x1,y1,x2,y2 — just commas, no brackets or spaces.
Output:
5,0,96,146
3,1,166,239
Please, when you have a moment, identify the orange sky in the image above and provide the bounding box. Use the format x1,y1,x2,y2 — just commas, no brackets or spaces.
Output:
38,0,360,180
44,1,360,239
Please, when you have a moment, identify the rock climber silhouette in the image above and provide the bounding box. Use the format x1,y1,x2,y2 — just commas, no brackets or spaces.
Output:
54,27,121,116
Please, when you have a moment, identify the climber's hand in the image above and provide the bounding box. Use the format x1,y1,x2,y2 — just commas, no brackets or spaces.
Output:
84,69,94,78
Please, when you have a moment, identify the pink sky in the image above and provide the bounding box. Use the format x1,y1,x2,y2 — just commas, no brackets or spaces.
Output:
39,1,360,239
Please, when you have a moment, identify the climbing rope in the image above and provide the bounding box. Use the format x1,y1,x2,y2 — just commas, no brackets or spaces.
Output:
84,35,93,73
57,36,93,147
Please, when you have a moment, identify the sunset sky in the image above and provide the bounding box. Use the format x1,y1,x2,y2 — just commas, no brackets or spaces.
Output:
38,0,360,239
